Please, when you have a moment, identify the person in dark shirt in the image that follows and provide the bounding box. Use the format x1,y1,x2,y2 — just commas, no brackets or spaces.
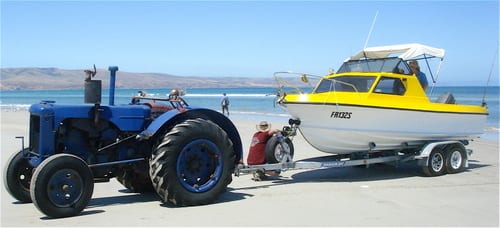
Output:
409,60,428,90
221,93,230,116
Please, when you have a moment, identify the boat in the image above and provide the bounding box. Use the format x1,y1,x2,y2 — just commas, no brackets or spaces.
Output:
274,43,489,154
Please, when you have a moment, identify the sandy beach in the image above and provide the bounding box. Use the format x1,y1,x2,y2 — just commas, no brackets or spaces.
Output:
1,110,498,227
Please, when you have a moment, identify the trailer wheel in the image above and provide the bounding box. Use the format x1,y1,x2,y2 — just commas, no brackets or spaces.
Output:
265,135,294,164
3,149,33,203
150,118,235,206
30,154,94,218
445,145,466,174
422,148,446,177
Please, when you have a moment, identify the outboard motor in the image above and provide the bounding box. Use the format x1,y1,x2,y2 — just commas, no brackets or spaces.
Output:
436,92,456,104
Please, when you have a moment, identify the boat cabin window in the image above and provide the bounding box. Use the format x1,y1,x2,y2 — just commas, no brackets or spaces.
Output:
373,77,406,95
337,58,411,74
314,76,376,93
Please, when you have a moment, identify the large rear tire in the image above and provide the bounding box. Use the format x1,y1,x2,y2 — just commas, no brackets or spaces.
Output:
116,161,154,193
30,154,94,218
149,118,235,206
265,135,294,164
3,149,34,203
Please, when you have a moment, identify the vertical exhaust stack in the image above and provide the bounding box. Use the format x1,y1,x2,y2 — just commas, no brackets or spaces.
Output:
84,64,101,104
108,66,119,106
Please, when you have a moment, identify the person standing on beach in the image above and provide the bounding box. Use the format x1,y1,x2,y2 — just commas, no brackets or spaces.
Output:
221,93,230,116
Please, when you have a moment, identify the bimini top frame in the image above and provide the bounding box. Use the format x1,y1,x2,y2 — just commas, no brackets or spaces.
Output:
346,43,445,61
344,43,446,96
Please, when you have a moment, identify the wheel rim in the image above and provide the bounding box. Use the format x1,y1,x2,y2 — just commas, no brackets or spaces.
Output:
47,169,84,207
431,153,444,172
274,143,290,162
176,139,223,193
450,150,463,169
16,164,33,192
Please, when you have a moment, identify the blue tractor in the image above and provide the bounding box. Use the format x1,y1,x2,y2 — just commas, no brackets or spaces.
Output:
3,66,243,218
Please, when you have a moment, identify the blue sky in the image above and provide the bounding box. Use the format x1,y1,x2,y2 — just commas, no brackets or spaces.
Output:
1,0,498,86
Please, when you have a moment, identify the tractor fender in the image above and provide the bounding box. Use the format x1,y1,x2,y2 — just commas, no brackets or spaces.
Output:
138,108,182,139
138,107,243,162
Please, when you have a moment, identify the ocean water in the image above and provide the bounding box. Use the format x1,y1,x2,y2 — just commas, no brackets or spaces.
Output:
1,86,498,139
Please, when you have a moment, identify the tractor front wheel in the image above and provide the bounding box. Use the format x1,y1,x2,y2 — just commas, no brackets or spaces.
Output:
149,118,235,206
30,154,94,218
3,149,34,203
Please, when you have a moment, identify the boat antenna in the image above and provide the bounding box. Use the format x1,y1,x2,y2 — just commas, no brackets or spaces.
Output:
481,42,499,107
363,10,379,50
362,10,379,72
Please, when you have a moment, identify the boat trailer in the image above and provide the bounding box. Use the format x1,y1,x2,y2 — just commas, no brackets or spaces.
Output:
235,140,473,177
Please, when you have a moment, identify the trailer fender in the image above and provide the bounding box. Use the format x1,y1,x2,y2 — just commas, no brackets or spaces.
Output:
415,141,468,167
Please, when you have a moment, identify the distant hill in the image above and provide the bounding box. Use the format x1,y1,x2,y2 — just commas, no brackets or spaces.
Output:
0,67,277,90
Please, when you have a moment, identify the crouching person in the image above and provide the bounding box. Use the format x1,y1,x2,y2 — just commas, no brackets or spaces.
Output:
247,121,281,181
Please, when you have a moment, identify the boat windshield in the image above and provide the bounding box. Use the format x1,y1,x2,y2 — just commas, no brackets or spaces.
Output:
337,58,411,74
314,76,376,93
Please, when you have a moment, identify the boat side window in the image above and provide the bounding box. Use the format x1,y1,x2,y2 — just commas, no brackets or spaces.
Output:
373,77,406,95
314,79,334,93
314,76,375,93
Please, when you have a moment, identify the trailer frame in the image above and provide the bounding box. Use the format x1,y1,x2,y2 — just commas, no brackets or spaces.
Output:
235,140,472,177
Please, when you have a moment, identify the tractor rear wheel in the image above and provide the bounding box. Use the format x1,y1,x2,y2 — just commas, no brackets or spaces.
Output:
149,118,235,206
116,161,154,193
3,149,34,203
30,154,94,218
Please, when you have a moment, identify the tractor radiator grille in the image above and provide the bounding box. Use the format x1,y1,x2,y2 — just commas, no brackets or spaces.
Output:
29,115,40,153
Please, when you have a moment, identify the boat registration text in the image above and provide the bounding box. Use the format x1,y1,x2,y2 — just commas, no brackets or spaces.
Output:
330,111,352,119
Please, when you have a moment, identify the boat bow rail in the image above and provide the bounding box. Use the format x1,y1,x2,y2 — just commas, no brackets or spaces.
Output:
274,71,323,94
274,71,366,106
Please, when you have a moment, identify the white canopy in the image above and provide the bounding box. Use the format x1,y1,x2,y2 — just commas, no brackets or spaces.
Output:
347,43,446,61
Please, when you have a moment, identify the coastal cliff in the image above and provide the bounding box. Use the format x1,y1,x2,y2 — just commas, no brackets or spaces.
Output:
0,67,275,90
